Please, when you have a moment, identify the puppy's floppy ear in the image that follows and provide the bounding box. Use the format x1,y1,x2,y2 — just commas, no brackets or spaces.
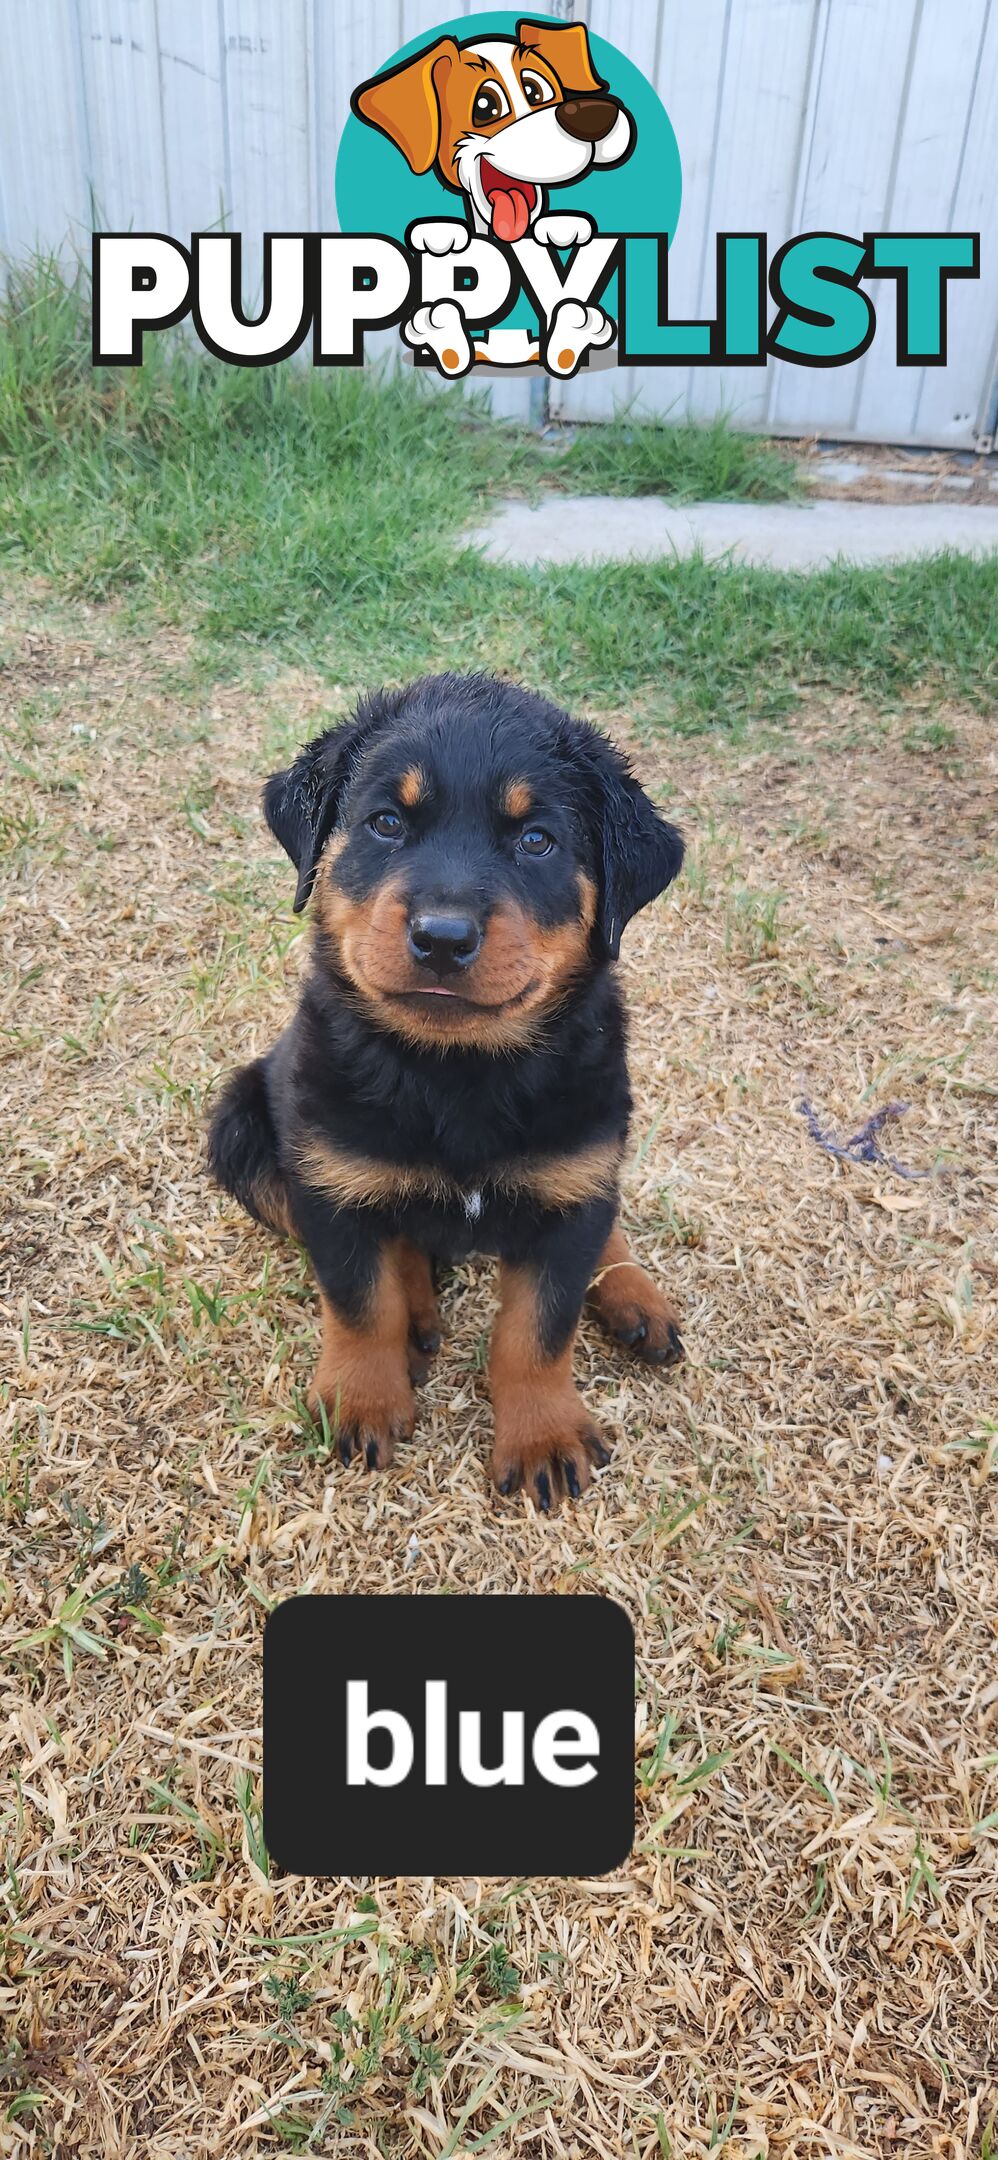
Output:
351,38,458,175
559,718,683,960
263,730,354,914
516,19,605,96
266,689,403,911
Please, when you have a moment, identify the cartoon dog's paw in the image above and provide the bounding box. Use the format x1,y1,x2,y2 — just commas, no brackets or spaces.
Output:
403,301,472,377
545,299,615,377
533,212,595,250
407,219,471,256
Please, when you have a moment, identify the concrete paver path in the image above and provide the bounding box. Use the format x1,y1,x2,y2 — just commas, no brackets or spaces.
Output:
469,494,998,570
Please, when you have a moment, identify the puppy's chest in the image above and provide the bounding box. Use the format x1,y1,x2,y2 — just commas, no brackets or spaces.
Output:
300,1076,623,1234
390,1178,508,1263
374,1149,615,1265
333,1063,577,1185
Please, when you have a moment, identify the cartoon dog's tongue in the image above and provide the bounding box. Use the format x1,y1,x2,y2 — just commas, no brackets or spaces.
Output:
490,185,531,243
480,159,537,244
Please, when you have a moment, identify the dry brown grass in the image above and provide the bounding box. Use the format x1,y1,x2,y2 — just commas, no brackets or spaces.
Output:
1,588,996,2160
797,441,998,504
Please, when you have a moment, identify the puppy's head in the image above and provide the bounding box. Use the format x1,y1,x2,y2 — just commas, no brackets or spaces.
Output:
352,20,634,242
265,675,681,1052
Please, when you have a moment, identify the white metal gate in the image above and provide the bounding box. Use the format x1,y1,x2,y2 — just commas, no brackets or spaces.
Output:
1,0,995,447
559,0,998,447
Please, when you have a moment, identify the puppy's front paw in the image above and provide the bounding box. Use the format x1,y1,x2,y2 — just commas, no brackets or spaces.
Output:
308,1373,415,1470
490,1386,611,1512
589,1262,683,1367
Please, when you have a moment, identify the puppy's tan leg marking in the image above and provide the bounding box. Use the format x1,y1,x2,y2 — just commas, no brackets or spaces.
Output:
588,1222,683,1366
489,1266,610,1513
309,1244,415,1469
397,1240,442,1385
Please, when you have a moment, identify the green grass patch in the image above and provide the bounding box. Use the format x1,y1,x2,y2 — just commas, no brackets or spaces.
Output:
0,258,539,621
901,716,959,754
1,259,995,732
547,410,801,500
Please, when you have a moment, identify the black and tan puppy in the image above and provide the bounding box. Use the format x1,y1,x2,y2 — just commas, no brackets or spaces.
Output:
208,673,683,1510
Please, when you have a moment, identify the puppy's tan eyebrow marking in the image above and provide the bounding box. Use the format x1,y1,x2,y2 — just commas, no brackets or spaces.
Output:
397,766,425,809
504,780,533,820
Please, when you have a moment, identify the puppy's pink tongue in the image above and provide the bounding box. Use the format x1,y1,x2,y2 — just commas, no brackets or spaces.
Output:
490,187,531,243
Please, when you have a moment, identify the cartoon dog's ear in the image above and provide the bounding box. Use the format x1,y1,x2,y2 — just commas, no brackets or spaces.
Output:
559,718,683,960
515,19,605,96
263,723,365,914
352,37,459,175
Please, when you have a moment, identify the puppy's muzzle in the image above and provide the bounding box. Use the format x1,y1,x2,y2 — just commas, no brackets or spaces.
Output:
555,96,620,143
407,911,483,974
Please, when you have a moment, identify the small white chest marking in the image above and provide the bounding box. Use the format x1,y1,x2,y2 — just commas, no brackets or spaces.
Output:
463,1188,483,1222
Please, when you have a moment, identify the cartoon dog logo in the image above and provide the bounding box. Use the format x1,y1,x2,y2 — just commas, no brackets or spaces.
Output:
352,19,635,375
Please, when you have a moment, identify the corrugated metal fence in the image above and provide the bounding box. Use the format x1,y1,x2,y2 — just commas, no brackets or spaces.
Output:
2,0,996,446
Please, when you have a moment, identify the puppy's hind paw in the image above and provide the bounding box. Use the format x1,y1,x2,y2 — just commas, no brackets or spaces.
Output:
408,1320,441,1388
589,1262,684,1368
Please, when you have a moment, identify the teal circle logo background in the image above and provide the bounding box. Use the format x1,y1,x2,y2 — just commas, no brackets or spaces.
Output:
334,10,681,338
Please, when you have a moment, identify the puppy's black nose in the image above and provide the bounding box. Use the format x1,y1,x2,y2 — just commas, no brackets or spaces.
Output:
407,912,482,972
556,95,620,142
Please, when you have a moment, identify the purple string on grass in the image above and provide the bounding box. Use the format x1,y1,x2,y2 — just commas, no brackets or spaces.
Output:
797,1098,928,1179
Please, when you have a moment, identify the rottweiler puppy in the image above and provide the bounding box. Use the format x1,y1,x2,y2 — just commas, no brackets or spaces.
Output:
208,673,684,1510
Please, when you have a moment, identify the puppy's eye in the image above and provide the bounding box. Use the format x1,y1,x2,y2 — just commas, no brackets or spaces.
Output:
472,81,508,126
518,825,555,858
521,71,554,108
369,809,404,841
